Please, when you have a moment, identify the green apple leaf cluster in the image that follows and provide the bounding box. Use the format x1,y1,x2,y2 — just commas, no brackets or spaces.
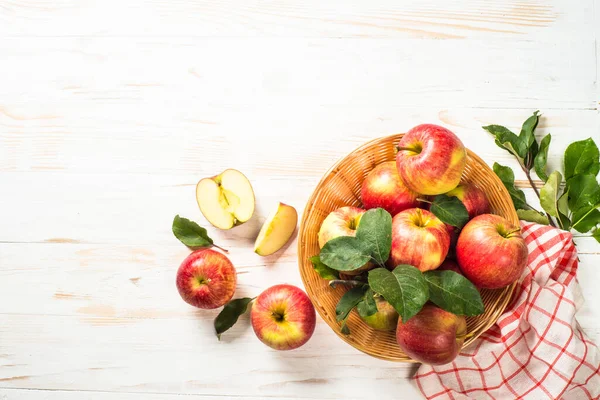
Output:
214,297,254,339
484,111,600,242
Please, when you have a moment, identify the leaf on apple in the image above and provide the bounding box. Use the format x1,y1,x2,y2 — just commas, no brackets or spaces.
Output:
517,209,549,225
493,162,528,210
356,287,378,318
355,208,392,267
564,138,599,181
214,297,254,340
534,134,551,182
367,266,428,323
423,270,484,316
320,236,372,271
309,255,339,280
335,286,367,334
172,215,214,248
429,194,469,228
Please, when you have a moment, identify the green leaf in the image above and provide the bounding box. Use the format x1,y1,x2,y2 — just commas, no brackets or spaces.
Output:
572,207,600,233
320,236,372,271
423,270,484,316
564,138,600,181
335,286,367,322
340,321,350,335
592,229,600,243
483,125,526,160
557,190,571,230
356,287,378,318
540,171,563,217
567,175,600,213
172,215,214,248
368,265,429,323
493,163,528,210
355,208,392,267
214,297,253,339
520,110,541,169
534,134,551,182
309,255,339,280
429,194,470,228
517,209,549,225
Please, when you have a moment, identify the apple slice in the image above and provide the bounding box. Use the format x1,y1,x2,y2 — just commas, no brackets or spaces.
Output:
254,202,298,256
196,169,255,230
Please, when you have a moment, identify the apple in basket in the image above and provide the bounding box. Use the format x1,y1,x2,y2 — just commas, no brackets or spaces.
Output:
456,214,528,289
396,124,467,195
318,206,373,275
251,284,316,350
176,249,237,309
359,296,399,331
396,304,467,365
445,183,491,219
361,161,421,216
389,208,450,272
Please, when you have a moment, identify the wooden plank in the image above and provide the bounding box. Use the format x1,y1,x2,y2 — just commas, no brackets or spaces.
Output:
0,389,300,400
0,0,595,39
0,38,596,119
0,313,419,398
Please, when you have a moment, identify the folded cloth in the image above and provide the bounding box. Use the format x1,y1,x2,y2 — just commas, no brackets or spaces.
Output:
414,222,600,399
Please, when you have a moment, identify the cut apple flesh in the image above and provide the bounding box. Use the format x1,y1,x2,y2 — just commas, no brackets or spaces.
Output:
254,203,298,256
196,169,255,230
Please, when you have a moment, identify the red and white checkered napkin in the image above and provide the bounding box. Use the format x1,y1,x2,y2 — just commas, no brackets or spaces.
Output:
414,222,600,400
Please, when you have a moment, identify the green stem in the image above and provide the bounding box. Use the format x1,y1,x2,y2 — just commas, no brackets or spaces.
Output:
519,163,558,228
329,280,365,289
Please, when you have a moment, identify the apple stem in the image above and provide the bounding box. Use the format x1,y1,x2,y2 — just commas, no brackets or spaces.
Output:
417,198,432,204
504,227,521,237
329,279,365,289
211,243,229,253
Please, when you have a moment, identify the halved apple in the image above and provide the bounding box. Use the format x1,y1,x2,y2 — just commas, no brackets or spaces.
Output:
254,202,298,256
196,169,255,230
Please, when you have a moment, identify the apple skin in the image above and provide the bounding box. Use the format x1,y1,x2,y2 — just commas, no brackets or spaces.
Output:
251,284,316,351
390,208,450,272
396,124,467,195
359,296,399,331
438,259,462,274
396,304,467,365
361,161,421,216
176,249,237,309
318,206,365,248
445,183,491,219
456,214,528,289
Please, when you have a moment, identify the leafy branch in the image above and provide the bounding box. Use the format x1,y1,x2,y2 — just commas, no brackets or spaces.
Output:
484,111,600,241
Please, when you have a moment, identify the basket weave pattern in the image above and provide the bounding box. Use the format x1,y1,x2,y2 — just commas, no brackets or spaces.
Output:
298,134,518,362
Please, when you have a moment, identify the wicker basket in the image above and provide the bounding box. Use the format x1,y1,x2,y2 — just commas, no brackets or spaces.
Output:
298,134,518,362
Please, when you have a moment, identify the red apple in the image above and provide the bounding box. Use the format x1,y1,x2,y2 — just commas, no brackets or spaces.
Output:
445,183,491,219
390,208,450,272
396,304,467,365
361,161,421,216
396,124,466,195
359,296,399,331
318,206,365,248
251,284,316,350
438,259,462,274
176,249,237,309
456,214,528,289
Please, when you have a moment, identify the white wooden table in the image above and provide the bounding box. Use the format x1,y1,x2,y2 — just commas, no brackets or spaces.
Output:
1,1,599,399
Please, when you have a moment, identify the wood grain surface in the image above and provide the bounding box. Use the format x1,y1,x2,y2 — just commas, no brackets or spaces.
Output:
0,1,598,399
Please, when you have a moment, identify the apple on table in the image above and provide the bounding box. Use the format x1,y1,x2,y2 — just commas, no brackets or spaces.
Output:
251,284,316,350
